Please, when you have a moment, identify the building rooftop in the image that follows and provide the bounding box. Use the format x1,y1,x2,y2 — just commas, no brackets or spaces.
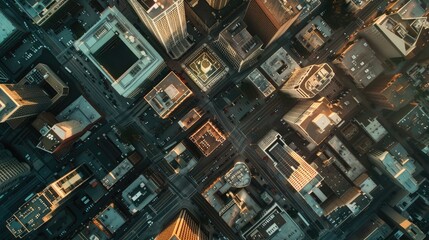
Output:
258,130,324,216
224,162,251,188
336,39,385,88
369,150,419,193
18,64,69,103
74,7,164,97
373,13,426,56
296,16,333,52
354,114,388,142
350,215,392,240
122,175,159,214
72,221,110,240
392,102,429,139
327,135,367,181
189,121,226,157
57,96,101,125
283,98,341,145
219,18,263,61
14,0,70,25
258,131,322,193
282,63,335,98
6,165,91,238
260,47,299,86
135,0,177,18
183,44,229,92
145,72,192,119
101,159,133,189
203,169,261,231
163,142,198,176
178,108,203,131
246,0,300,28
242,203,304,240
95,203,127,234
246,68,276,97
0,10,18,44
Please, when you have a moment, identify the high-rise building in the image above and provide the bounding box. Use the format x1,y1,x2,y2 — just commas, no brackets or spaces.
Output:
156,209,208,240
128,0,191,59
0,63,69,124
75,7,165,98
334,39,385,88
206,0,229,10
368,150,418,193
281,63,334,99
381,206,426,240
33,96,102,154
0,10,26,56
14,0,71,26
365,73,416,111
258,130,324,216
359,13,426,59
6,165,92,238
216,18,263,72
0,144,30,194
243,0,301,47
145,72,193,119
0,84,52,123
283,98,342,145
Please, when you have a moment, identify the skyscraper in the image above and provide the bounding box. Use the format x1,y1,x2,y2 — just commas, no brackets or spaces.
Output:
0,144,30,194
365,73,416,111
216,18,263,72
128,0,190,59
206,0,229,10
0,84,52,123
6,164,92,238
281,63,335,99
156,209,208,240
243,0,300,47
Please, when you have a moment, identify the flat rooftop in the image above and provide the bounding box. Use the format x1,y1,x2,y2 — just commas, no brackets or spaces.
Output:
251,0,300,26
243,204,304,240
0,10,17,44
336,39,384,88
93,35,138,79
6,165,91,238
122,175,159,214
95,204,126,234
135,0,177,18
219,18,263,60
260,47,299,86
224,162,251,188
178,108,203,131
283,98,340,145
145,72,192,119
296,16,333,52
183,44,228,92
57,96,101,127
74,7,164,97
101,159,133,189
6,195,52,238
19,64,69,103
247,68,275,97
284,63,334,98
327,136,366,181
189,121,226,157
393,103,429,139
164,142,198,175
15,0,69,24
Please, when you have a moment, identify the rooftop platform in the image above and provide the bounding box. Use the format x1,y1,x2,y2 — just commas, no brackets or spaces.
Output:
189,121,226,157
183,44,229,92
145,72,192,119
